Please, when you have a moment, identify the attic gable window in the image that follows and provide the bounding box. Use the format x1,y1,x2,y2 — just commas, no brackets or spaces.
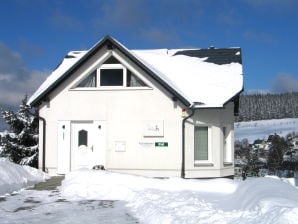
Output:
76,56,148,88
100,68,123,86
77,70,96,87
127,70,146,87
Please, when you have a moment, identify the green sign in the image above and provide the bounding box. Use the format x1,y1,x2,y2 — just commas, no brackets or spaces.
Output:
155,142,168,147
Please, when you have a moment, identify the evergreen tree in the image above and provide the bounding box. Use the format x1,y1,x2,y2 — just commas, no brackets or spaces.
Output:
236,92,298,121
267,134,288,174
0,95,38,167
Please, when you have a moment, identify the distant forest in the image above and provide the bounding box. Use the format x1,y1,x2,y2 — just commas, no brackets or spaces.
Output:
236,92,298,121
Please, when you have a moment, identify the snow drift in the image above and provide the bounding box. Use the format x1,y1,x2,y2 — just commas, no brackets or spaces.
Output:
60,169,298,224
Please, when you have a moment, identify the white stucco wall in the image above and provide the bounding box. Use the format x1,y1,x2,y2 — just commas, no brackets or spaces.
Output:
184,102,235,178
37,46,235,178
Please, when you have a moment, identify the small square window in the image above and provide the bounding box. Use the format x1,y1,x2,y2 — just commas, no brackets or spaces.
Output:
100,69,123,86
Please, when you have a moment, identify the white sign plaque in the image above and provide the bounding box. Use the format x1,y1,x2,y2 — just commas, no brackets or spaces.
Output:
115,141,126,152
143,120,164,137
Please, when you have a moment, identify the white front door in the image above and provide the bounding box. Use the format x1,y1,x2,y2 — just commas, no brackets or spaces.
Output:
71,121,105,170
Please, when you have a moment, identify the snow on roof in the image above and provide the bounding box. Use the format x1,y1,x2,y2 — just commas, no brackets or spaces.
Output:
132,49,243,107
27,51,87,105
28,37,243,108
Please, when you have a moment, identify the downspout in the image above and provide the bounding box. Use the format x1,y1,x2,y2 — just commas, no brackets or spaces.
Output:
38,116,46,172
181,106,195,178
28,108,46,172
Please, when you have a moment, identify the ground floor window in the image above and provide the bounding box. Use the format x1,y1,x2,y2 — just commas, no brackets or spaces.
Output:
194,126,209,161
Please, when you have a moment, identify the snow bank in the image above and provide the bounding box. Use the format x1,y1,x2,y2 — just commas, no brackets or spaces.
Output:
60,169,236,201
60,169,298,224
0,158,48,195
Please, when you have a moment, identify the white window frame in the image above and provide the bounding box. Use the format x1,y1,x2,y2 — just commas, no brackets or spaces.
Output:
72,52,151,90
194,125,213,165
98,64,126,88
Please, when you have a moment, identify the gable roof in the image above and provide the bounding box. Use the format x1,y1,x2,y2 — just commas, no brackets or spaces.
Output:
28,36,243,108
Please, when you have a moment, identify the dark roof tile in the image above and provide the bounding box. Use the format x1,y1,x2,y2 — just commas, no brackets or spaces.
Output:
174,48,242,65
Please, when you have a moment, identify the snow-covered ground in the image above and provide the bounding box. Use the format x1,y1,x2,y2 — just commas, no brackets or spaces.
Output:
60,169,298,224
1,152,298,223
235,118,298,143
0,190,138,224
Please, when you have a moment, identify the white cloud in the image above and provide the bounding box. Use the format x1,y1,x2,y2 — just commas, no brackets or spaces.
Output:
244,89,272,95
98,0,149,28
243,31,274,43
0,74,12,82
48,10,83,31
140,27,180,47
0,42,49,107
217,10,241,27
272,73,298,93
243,0,298,10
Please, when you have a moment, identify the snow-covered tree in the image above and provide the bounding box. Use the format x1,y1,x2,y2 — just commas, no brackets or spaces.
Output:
0,95,38,167
267,134,288,175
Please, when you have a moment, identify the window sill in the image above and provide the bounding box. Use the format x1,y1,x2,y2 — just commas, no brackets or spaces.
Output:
70,87,152,91
194,163,214,167
223,162,233,167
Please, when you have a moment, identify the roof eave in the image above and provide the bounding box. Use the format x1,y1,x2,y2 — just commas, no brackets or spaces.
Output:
223,86,244,107
29,36,110,107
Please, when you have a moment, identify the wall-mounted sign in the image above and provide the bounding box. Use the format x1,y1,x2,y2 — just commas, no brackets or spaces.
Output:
139,142,155,149
143,120,164,137
155,142,168,147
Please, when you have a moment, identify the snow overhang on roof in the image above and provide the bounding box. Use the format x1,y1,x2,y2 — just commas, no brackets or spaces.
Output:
28,36,243,108
131,49,243,108
27,51,87,106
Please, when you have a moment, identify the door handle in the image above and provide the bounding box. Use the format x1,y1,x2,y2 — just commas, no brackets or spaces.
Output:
91,145,94,152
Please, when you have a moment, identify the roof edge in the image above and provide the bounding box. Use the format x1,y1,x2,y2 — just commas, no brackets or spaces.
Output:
29,35,191,107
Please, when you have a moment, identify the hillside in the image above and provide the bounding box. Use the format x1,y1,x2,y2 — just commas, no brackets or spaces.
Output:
236,92,298,121
235,118,298,142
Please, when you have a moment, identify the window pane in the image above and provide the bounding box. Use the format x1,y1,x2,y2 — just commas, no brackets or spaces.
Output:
127,69,147,87
77,71,97,87
78,130,88,147
194,126,208,160
100,69,123,86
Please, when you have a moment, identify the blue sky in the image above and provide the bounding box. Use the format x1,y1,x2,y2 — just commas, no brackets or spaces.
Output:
0,0,298,129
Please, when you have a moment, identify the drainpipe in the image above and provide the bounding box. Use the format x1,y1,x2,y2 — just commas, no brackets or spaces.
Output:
38,116,46,172
181,106,195,178
28,108,46,172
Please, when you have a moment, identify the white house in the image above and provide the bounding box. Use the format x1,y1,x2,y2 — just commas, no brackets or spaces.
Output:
28,36,243,178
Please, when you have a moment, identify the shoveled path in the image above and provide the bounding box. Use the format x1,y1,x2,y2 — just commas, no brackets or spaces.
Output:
30,176,65,191
0,176,139,224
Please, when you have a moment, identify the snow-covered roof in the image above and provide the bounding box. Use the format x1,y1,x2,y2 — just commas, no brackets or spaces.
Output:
28,36,243,108
131,49,243,107
28,51,87,105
